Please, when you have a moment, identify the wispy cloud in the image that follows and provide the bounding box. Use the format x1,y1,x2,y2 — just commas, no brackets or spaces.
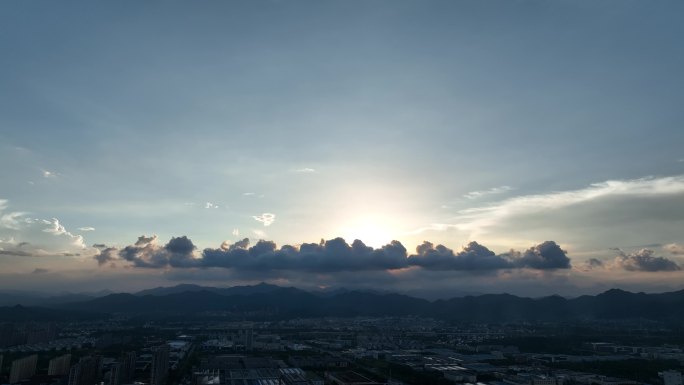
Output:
293,167,316,173
232,228,240,237
205,202,219,209
413,175,684,236
42,169,57,178
243,192,256,196
1,200,91,257
463,185,513,199
78,227,95,232
664,243,684,255
252,213,276,226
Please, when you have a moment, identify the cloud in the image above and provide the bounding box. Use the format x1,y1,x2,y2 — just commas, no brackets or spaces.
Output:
408,241,512,270
1,202,89,257
512,241,571,269
463,185,513,199
94,247,119,266
32,268,50,274
578,258,605,271
664,243,684,255
0,199,26,230
201,237,408,273
40,218,86,248
100,235,573,275
293,167,316,173
419,175,684,236
78,227,95,232
253,213,276,226
612,248,681,272
243,192,256,196
407,240,571,271
0,249,34,257
232,229,240,237
42,169,56,178
205,202,219,209
117,235,200,268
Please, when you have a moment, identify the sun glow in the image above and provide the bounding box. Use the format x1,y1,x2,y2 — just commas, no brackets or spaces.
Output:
339,216,397,248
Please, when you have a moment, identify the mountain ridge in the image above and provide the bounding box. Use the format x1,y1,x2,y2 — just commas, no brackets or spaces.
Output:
5,284,684,322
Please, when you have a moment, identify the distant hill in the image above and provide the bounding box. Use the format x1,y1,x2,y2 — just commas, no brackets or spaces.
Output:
5,284,684,322
135,282,282,297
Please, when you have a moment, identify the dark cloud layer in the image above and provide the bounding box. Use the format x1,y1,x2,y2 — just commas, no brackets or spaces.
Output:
613,248,681,272
514,241,571,269
118,235,198,268
407,240,570,270
93,235,576,274
202,237,407,272
408,241,512,270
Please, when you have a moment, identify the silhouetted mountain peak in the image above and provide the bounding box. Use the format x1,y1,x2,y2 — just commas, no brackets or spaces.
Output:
9,284,684,322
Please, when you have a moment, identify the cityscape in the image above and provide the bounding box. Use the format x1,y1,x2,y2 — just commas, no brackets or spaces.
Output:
2,284,684,385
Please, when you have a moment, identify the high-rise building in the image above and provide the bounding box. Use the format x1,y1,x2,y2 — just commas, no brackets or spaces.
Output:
108,363,121,385
48,354,72,376
150,345,169,385
661,371,683,385
9,354,38,384
68,356,101,385
120,351,136,384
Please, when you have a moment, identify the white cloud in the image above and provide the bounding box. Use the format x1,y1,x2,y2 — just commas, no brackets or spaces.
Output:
252,229,267,238
243,192,256,196
252,213,276,226
42,169,56,178
463,185,513,199
232,228,240,237
414,175,684,236
0,199,27,230
664,243,684,255
78,227,96,232
0,200,89,257
205,202,219,209
293,167,316,173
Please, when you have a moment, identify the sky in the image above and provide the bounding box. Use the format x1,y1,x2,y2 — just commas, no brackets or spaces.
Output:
1,0,684,298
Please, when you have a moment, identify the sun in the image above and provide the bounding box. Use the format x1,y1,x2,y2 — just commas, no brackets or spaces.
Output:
339,216,396,248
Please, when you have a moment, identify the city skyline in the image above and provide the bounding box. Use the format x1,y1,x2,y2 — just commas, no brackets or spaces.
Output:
1,1,684,296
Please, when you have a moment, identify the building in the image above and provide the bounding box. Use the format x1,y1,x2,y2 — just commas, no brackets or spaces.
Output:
325,371,383,385
10,354,38,384
151,345,170,385
68,356,102,385
48,354,72,376
660,371,683,385
279,368,323,385
120,351,137,384
108,363,121,385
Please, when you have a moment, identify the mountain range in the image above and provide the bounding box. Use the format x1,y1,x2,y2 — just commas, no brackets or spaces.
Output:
2,284,684,322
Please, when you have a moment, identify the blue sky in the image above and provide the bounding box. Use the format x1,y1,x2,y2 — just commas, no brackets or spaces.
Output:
1,1,684,296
